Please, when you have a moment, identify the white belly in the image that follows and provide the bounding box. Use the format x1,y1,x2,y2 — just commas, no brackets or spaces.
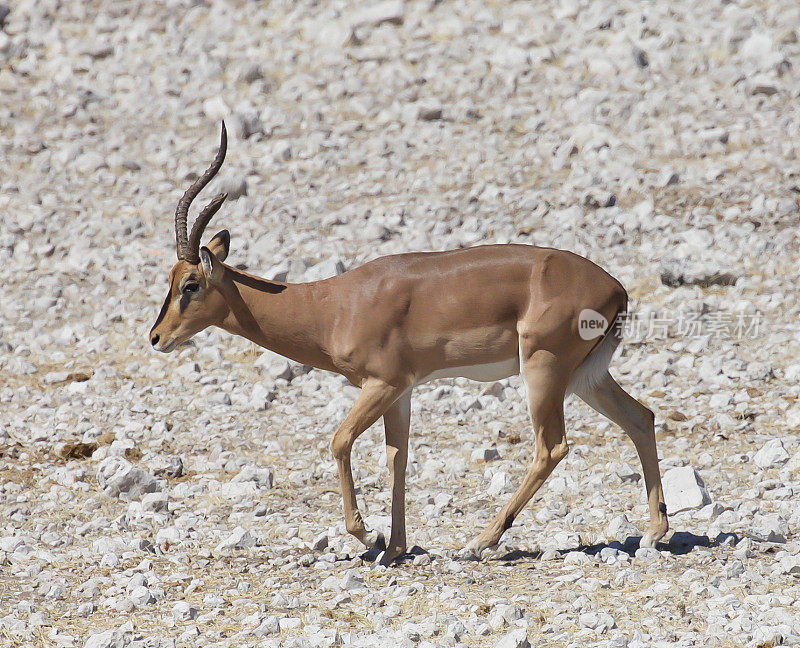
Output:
416,356,520,386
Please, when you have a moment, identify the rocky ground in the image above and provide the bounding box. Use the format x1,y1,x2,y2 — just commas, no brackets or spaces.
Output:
2,0,800,646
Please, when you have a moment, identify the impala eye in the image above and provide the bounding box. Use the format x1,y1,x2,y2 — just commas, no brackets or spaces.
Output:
183,282,199,294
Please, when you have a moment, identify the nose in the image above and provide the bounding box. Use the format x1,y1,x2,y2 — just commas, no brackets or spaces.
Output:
150,332,160,347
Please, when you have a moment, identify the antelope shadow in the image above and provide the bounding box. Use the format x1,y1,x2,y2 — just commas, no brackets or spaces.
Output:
494,531,739,562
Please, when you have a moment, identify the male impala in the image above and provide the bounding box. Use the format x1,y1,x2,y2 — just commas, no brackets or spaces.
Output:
149,123,669,564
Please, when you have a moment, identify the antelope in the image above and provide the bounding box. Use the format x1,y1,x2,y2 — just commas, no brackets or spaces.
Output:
149,123,669,565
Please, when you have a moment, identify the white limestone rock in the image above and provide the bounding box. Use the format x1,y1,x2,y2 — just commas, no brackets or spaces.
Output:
753,439,790,468
662,466,712,513
748,514,789,544
128,585,155,607
215,526,257,553
172,601,198,621
494,628,531,648
95,457,160,500
487,471,515,496
231,465,274,488
605,514,641,541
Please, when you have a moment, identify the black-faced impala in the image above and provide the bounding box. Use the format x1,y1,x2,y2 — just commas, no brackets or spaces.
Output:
149,123,669,564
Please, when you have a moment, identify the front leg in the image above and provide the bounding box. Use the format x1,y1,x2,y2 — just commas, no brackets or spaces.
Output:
380,391,411,565
329,378,407,550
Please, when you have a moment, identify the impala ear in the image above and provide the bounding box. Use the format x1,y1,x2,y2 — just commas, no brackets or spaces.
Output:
199,247,224,284
207,229,230,262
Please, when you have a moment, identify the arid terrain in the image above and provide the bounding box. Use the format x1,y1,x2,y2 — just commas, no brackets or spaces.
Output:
1,1,799,646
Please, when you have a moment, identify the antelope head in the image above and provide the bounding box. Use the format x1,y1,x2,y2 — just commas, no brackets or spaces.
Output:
149,122,233,353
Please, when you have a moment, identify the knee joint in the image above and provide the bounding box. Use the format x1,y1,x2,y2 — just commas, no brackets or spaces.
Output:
633,408,656,437
345,516,364,536
534,445,567,472
329,434,351,460
551,441,569,464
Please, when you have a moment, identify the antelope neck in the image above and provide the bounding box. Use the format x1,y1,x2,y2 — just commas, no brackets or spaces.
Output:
218,267,335,371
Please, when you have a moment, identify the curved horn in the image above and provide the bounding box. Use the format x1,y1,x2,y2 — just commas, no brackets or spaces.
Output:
174,121,227,259
186,192,228,264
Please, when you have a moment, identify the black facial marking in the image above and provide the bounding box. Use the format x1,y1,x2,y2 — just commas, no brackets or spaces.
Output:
152,290,171,330
179,291,191,313
502,513,515,531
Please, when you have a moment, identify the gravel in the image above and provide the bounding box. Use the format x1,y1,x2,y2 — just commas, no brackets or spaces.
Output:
1,0,799,646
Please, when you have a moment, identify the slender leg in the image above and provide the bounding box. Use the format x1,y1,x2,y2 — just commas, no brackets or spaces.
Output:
329,378,407,549
380,391,411,565
577,371,669,547
466,351,569,558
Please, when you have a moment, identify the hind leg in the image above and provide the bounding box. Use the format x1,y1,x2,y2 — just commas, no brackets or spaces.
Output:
465,350,569,558
577,371,668,547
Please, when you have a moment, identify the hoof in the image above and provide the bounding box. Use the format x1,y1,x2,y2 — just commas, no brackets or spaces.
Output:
460,539,488,561
378,546,407,566
641,525,668,549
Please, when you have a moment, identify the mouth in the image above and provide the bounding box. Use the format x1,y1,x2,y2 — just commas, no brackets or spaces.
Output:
155,338,179,353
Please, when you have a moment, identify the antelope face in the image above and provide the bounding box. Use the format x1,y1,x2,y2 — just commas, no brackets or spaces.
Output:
148,122,230,353
149,233,230,352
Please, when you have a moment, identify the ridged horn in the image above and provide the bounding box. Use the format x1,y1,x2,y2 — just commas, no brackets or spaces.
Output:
174,121,227,260
186,192,228,263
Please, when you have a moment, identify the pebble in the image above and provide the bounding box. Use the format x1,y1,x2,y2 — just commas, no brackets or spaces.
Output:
634,547,660,562
141,492,169,513
231,465,274,488
753,439,790,468
605,514,640,541
151,455,184,478
254,616,280,636
203,594,225,607
129,585,155,607
662,466,712,512
84,630,124,648
579,611,616,632
29,611,51,626
471,446,501,463
172,601,198,621
487,471,515,496
99,553,119,567
279,617,302,631
494,628,531,648
748,514,789,544
340,569,366,592
417,101,443,121
96,457,160,499
311,532,329,551
214,526,256,553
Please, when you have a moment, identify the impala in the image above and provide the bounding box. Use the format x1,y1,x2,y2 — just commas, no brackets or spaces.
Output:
149,123,669,564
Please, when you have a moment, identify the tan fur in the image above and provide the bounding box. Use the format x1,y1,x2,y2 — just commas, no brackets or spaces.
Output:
150,240,669,563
